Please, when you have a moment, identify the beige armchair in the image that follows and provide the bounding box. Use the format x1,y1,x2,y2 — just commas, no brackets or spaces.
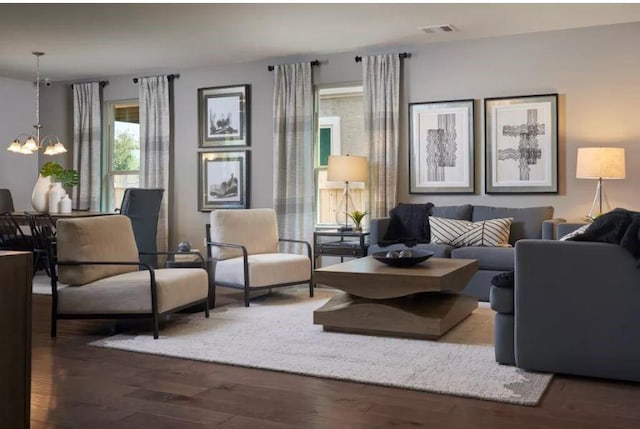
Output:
52,215,209,339
206,208,312,307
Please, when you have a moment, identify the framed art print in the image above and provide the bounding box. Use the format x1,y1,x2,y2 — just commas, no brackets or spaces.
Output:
198,84,250,147
485,94,558,194
198,151,249,211
409,99,475,194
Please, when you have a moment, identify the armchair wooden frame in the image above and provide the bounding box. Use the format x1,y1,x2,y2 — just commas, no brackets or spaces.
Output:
205,224,313,307
50,251,210,339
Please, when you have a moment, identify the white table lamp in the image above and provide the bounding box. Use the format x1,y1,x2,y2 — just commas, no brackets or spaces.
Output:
576,147,625,218
327,154,368,230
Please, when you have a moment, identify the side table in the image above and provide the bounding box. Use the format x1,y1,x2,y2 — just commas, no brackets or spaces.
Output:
313,230,369,269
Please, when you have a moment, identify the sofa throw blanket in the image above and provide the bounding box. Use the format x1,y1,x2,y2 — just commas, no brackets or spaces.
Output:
381,203,434,247
569,208,640,267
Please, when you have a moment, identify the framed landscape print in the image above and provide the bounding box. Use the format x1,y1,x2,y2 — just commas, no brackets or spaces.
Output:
198,151,249,211
198,84,250,147
409,99,475,194
485,94,558,194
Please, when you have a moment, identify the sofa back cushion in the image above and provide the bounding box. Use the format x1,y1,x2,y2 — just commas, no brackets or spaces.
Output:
57,215,140,286
431,204,473,221
209,208,279,260
472,206,554,244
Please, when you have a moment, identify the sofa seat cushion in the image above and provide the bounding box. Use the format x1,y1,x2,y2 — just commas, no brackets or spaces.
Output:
215,253,310,288
369,243,455,258
451,246,514,271
58,268,208,314
490,285,514,314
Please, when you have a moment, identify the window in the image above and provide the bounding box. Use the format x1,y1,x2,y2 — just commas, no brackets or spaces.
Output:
104,100,140,211
314,85,368,228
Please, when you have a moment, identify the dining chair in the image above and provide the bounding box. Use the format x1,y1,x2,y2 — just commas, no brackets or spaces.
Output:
27,213,56,276
119,188,164,268
0,189,14,213
0,212,32,252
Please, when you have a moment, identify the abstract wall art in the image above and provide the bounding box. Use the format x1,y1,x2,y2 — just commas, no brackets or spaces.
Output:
485,94,558,194
409,99,475,194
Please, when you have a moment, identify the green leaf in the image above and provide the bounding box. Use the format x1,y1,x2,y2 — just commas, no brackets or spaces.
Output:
40,161,63,178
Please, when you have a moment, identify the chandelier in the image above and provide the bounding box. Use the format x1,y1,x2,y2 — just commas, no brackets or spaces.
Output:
6,52,67,156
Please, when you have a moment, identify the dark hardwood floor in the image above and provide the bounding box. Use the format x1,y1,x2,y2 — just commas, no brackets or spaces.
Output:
30,293,640,429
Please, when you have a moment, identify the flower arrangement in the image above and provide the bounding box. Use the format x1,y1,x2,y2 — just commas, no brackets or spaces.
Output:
40,162,79,188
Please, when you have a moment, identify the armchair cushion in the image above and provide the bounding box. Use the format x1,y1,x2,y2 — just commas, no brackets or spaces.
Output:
215,253,310,288
57,215,139,286
209,209,279,260
57,268,208,314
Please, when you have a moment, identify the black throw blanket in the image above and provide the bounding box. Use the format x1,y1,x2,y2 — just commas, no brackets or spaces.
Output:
569,208,640,267
380,203,434,247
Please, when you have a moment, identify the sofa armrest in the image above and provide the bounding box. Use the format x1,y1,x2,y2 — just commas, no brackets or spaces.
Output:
557,222,588,239
541,218,566,240
514,239,640,381
369,217,390,246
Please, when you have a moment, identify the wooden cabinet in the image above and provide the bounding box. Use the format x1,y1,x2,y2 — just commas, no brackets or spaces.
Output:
0,251,32,429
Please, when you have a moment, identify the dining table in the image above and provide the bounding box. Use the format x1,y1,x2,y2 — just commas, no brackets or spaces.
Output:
11,211,115,226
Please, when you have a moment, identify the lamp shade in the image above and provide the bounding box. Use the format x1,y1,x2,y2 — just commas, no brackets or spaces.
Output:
327,155,368,182
576,147,625,180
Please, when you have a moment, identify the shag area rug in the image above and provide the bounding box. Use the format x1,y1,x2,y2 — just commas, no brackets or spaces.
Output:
92,289,552,406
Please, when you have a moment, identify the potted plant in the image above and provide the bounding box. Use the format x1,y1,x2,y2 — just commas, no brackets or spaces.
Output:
346,210,369,232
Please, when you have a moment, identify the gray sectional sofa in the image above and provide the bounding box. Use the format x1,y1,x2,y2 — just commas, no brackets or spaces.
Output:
492,221,640,382
369,204,557,301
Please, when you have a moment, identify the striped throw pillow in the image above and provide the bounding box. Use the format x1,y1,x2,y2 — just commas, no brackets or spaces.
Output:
429,216,513,247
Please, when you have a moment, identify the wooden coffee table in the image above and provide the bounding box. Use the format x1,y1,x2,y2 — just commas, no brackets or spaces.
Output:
313,256,479,339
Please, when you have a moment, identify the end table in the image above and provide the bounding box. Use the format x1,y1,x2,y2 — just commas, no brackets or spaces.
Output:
313,230,369,268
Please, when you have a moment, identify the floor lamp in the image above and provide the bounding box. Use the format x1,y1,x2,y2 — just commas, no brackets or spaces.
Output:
576,147,626,219
327,154,368,231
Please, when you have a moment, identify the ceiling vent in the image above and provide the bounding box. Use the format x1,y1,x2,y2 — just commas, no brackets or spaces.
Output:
419,25,456,34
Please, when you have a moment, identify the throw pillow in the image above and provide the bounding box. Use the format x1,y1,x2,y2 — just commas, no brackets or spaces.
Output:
383,203,434,244
429,216,513,247
559,224,589,241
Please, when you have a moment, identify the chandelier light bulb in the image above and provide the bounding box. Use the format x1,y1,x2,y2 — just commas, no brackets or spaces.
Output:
43,145,56,156
24,137,38,151
7,140,22,152
53,142,67,154
20,146,34,155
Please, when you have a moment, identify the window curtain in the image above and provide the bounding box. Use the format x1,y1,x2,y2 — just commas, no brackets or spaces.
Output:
362,54,400,218
72,82,102,211
138,76,171,257
273,62,314,247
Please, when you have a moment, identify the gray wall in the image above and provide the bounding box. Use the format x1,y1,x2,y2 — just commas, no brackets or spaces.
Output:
36,22,640,249
0,76,41,210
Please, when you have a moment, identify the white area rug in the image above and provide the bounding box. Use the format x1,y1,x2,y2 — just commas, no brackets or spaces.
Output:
92,289,552,406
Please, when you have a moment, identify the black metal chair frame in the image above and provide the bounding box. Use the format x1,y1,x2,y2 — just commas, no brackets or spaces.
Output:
205,224,313,308
0,211,33,252
26,213,56,276
49,251,210,339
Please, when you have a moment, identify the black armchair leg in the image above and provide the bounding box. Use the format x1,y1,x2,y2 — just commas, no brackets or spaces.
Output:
204,301,210,318
309,281,314,298
244,286,250,307
152,312,159,339
51,313,57,338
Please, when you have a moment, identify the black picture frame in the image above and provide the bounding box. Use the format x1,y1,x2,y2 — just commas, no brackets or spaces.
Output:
198,84,250,148
408,99,475,194
484,93,558,194
198,150,250,211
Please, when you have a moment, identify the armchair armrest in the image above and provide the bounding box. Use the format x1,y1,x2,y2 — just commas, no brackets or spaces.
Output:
279,238,312,259
541,218,566,240
369,217,390,246
206,241,249,261
139,250,205,268
514,239,640,380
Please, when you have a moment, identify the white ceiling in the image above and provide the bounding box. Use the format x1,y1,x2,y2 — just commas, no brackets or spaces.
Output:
1,3,640,81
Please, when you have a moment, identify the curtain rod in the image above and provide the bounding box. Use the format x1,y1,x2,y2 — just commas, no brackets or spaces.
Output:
70,81,109,89
354,52,411,63
132,73,180,84
268,59,320,72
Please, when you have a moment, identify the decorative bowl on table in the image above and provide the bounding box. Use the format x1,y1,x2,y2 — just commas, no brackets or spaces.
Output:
372,249,435,267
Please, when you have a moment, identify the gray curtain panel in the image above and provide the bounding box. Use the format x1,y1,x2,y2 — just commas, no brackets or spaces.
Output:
363,54,400,218
273,62,314,247
72,82,102,211
139,76,170,256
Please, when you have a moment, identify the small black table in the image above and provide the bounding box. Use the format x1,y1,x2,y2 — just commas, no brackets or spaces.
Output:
313,230,369,268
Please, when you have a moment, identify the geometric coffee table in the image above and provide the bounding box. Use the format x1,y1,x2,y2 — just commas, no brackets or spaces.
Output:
313,256,479,340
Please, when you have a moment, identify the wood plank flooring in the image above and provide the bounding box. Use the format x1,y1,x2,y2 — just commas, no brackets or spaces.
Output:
30,293,640,429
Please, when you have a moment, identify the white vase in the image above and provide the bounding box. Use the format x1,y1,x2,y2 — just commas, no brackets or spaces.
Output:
31,174,52,213
59,195,72,214
48,182,65,214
